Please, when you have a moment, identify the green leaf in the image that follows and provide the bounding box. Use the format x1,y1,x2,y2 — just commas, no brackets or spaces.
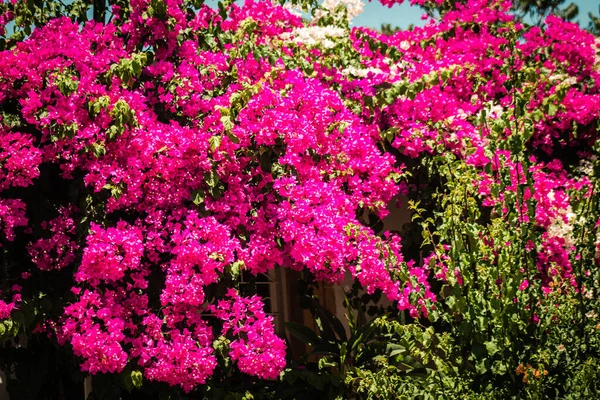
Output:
531,109,543,122
485,341,499,356
316,304,348,342
4,319,12,333
0,112,22,128
306,372,325,391
387,343,407,358
91,142,106,158
220,115,234,132
228,260,244,279
285,322,321,347
492,360,507,375
203,33,217,49
131,370,143,389
111,99,135,126
209,135,221,151
191,189,205,205
149,0,167,18
204,169,219,188
472,342,487,359
90,95,111,115
56,74,79,96
318,357,337,370
475,358,489,375
271,162,285,179
226,130,240,144
218,1,227,20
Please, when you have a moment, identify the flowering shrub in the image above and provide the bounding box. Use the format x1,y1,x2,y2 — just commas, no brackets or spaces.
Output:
0,0,600,398
211,289,286,380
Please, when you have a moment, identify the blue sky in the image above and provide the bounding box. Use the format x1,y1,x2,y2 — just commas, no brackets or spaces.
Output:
352,0,599,29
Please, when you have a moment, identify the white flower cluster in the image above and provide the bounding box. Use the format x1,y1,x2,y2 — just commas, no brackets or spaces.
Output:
474,101,504,123
341,66,383,77
314,0,364,23
280,26,346,49
339,57,412,83
488,104,504,118
584,287,595,300
577,159,594,177
577,155,597,178
546,192,576,249
549,74,578,87
280,2,304,18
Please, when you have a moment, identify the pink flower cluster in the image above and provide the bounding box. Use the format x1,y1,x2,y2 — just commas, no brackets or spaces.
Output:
0,285,21,320
211,289,286,380
0,1,414,386
28,207,79,271
133,313,216,392
75,221,144,285
0,198,27,243
0,131,42,191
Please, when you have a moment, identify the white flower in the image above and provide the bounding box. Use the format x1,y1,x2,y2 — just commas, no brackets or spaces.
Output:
563,76,578,86
280,26,346,48
321,39,335,49
313,9,327,20
577,159,594,176
271,0,306,17
547,203,576,249
489,104,504,118
456,109,469,119
341,66,383,77
549,74,577,86
320,0,364,23
595,231,600,260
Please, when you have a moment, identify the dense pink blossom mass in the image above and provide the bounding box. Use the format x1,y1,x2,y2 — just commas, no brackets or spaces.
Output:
0,0,599,391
